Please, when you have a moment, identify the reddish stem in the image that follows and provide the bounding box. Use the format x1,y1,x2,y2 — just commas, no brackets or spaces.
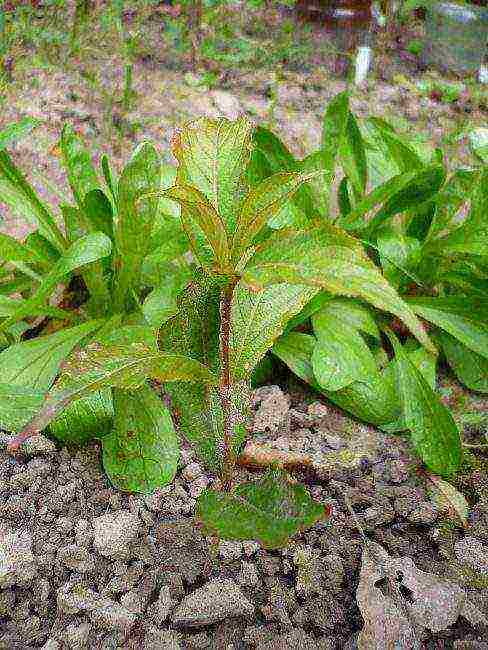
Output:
219,277,238,491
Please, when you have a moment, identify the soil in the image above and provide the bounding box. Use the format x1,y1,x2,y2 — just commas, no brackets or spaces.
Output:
1,5,488,649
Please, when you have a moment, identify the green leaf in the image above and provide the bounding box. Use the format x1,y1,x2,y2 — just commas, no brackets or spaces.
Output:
387,330,461,477
253,125,296,173
101,153,117,201
0,117,41,151
406,296,488,361
232,171,317,261
366,117,425,172
0,384,45,432
0,232,48,266
230,282,318,379
196,469,328,549
83,189,114,241
315,297,380,341
172,116,254,233
312,314,378,390
16,341,216,442
243,223,434,353
148,223,188,260
338,177,352,218
0,320,104,391
283,291,333,334
468,128,488,164
0,151,66,252
338,166,446,233
438,330,488,393
158,273,225,470
24,231,60,266
322,90,350,175
273,332,399,426
142,265,192,328
60,124,100,207
428,168,488,256
272,332,318,388
376,228,422,290
162,184,230,268
339,112,367,199
0,233,112,332
113,142,161,310
49,389,114,445
102,385,179,493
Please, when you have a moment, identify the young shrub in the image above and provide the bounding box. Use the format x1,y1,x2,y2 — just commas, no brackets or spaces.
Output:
4,112,436,547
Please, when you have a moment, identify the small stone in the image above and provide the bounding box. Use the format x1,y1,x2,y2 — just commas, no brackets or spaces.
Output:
219,540,243,563
57,480,79,502
0,524,36,586
258,628,316,650
120,589,146,614
57,585,101,615
21,434,56,456
307,402,329,419
238,561,260,587
65,622,91,649
242,541,260,557
189,476,210,498
58,544,96,573
186,632,211,648
148,585,172,623
143,628,182,650
182,462,204,481
322,434,346,450
388,459,410,484
41,640,62,650
92,511,139,559
406,502,439,525
88,598,137,632
258,554,281,576
211,90,242,120
172,578,255,628
454,536,488,574
252,386,290,435
361,505,395,528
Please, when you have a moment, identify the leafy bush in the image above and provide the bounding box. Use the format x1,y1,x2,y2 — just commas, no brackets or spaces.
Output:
1,90,485,544
267,92,487,477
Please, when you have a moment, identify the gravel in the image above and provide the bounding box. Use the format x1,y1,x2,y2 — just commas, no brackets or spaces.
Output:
1,384,487,647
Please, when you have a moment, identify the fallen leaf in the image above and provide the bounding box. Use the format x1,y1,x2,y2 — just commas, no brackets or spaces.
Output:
357,541,487,649
425,472,469,528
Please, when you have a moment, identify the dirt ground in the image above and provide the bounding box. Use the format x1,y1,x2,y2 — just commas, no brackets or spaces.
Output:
1,9,488,649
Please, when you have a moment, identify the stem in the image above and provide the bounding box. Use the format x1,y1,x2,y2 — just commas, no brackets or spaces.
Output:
189,0,203,71
219,277,238,492
122,62,133,111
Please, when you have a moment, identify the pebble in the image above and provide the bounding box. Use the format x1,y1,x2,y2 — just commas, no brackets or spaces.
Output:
182,462,204,481
0,525,37,587
88,598,138,632
58,544,96,573
21,434,56,456
210,90,242,120
172,579,255,628
454,536,488,574
143,628,182,650
407,503,439,525
238,561,260,587
218,540,243,563
65,622,91,649
147,585,172,622
92,510,140,559
252,385,290,434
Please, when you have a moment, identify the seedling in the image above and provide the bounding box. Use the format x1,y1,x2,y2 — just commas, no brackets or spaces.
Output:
0,107,436,547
